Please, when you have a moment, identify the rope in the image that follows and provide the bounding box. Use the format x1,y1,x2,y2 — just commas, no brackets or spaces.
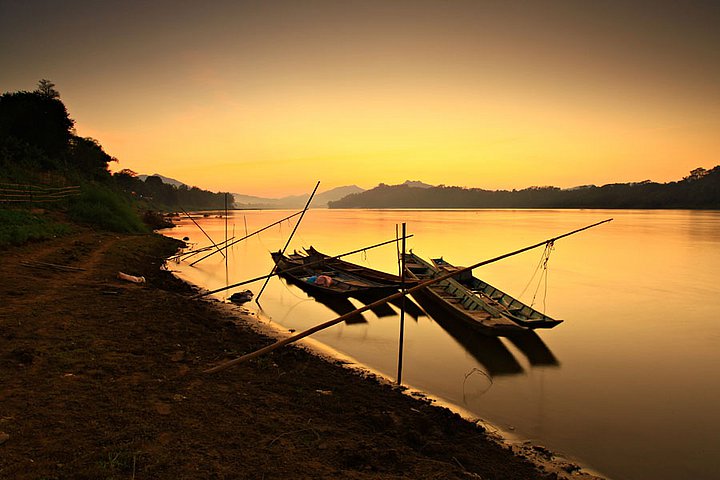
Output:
528,240,554,312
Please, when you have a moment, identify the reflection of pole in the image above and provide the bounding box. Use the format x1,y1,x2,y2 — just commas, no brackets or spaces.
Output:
255,181,320,303
180,208,224,259
397,222,407,385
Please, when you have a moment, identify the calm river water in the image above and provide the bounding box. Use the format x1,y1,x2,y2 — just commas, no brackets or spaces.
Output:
162,209,720,480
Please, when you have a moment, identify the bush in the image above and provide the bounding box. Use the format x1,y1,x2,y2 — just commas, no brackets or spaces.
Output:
68,183,147,233
0,208,71,246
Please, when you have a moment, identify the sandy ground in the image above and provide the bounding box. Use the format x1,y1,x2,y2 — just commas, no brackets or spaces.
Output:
0,229,600,479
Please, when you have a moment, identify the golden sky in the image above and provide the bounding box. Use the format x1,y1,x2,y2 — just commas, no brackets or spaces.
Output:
2,1,719,196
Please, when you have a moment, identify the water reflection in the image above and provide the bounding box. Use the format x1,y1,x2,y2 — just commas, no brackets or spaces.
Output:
278,276,367,324
352,290,399,318
412,293,525,377
506,332,559,367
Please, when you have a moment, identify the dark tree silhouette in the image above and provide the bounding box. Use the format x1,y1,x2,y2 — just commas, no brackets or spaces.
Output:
0,90,74,157
35,79,60,99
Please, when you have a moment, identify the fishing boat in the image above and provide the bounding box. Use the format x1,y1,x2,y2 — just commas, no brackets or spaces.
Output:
402,252,528,336
302,246,416,287
270,251,397,297
430,257,562,329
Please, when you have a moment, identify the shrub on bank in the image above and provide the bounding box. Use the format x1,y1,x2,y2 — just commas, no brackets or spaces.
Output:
68,184,148,233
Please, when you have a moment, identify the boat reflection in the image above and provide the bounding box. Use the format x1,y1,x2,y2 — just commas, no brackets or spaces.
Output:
352,290,398,318
506,332,559,367
411,293,560,377
413,294,524,377
280,276,367,324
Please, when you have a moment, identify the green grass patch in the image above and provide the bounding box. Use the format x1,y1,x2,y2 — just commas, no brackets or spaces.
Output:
0,208,71,247
68,183,148,233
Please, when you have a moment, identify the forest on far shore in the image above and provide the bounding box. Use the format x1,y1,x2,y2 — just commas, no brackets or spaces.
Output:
329,167,720,209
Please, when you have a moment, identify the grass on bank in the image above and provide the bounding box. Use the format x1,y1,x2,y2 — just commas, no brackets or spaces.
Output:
68,183,148,233
0,208,72,247
1,182,154,247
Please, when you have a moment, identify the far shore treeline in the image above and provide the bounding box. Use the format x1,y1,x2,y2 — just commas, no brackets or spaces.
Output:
329,168,720,209
0,80,232,241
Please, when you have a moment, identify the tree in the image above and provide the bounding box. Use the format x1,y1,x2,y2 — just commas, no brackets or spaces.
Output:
67,136,116,179
35,79,60,99
685,167,709,181
0,90,75,157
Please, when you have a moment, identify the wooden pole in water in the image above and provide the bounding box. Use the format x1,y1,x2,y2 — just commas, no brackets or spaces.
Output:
180,208,225,259
204,218,613,374
189,210,304,266
224,193,229,296
396,222,407,385
255,181,320,303
192,234,414,299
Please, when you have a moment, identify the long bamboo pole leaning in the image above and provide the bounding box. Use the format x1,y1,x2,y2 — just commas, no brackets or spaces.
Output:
204,218,613,374
189,210,304,266
180,208,225,259
255,181,321,303
168,236,236,261
191,234,414,299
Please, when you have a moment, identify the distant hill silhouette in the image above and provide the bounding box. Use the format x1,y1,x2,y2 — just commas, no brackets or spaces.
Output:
328,168,720,209
138,173,187,188
233,185,364,209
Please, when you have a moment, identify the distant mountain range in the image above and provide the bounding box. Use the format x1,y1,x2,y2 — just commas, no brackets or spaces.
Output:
233,185,365,209
328,168,720,209
139,174,461,208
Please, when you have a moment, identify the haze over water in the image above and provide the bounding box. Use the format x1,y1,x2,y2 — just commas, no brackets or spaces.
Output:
164,209,720,480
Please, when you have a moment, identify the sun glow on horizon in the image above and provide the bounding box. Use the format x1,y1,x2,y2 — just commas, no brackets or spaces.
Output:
4,1,719,197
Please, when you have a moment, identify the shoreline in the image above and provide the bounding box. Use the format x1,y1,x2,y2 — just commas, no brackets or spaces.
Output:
1,229,603,479
182,261,606,480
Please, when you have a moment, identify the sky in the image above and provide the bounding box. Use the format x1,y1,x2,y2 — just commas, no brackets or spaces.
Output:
1,0,719,197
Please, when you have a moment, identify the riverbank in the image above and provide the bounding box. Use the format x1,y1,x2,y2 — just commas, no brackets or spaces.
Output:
0,229,598,479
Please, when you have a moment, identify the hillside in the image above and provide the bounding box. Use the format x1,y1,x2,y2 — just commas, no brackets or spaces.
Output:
329,168,720,209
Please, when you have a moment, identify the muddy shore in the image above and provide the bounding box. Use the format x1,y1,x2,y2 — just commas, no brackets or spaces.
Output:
0,230,598,479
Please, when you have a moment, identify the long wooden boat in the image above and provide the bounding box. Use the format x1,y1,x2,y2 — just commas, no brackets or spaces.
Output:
430,257,563,329
403,252,528,336
270,251,397,297
303,246,416,287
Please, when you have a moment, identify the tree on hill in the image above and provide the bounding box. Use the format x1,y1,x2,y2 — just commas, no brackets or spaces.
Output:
36,79,60,99
0,89,75,157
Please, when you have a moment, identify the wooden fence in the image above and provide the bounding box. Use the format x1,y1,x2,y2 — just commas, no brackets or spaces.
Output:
0,182,81,204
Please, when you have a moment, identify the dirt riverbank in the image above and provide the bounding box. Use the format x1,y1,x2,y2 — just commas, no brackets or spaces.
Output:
0,230,598,479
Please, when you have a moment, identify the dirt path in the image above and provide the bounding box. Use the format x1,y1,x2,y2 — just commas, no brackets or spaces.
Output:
0,231,590,479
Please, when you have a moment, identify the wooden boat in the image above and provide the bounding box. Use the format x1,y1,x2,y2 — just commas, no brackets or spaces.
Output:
403,252,528,336
303,246,416,287
430,257,562,329
270,251,397,297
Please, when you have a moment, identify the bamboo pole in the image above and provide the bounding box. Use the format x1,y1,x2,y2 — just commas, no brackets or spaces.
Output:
192,234,414,299
396,222,407,384
255,181,320,303
189,211,304,266
180,208,225,259
204,218,612,374
169,236,236,261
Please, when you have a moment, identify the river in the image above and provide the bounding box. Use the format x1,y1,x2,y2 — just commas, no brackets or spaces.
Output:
161,209,720,480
